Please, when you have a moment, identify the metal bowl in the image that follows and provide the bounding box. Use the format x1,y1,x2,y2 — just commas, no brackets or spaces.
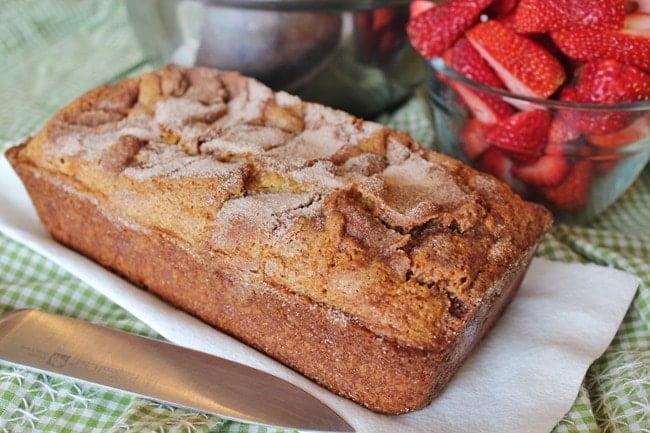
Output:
126,0,425,118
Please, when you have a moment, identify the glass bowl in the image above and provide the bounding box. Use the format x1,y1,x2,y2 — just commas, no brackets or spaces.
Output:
427,59,650,224
126,0,426,118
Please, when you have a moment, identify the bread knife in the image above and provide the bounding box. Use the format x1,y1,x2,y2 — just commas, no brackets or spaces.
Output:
0,309,354,432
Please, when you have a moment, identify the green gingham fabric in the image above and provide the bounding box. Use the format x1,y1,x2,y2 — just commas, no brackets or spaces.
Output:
0,1,648,432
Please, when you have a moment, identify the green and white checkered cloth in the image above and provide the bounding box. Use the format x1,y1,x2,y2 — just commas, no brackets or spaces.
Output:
1,1,648,432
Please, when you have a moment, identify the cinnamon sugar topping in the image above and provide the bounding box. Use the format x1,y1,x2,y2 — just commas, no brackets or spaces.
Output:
22,64,552,349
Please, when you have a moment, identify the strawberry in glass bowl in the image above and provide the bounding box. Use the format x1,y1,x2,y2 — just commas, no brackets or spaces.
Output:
407,0,650,223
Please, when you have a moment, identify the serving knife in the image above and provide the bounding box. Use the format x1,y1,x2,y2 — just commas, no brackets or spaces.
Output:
0,309,354,432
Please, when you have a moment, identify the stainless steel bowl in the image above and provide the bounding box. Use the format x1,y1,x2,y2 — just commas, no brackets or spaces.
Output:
126,0,425,118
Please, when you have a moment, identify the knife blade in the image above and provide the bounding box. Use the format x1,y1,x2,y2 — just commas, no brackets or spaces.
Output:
0,309,354,432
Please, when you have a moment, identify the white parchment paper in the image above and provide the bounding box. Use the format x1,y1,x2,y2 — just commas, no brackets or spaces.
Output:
0,154,639,433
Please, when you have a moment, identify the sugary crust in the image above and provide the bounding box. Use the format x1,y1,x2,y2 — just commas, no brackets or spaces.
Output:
6,64,552,413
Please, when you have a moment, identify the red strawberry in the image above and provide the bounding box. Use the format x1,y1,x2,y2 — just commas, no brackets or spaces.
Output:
447,81,513,124
573,60,650,102
512,154,571,187
444,38,515,123
466,20,566,99
460,119,491,160
407,0,494,59
487,0,518,16
545,139,592,158
410,0,435,18
495,10,518,30
564,60,650,134
446,38,504,89
478,147,509,178
477,147,530,196
539,160,594,212
485,109,553,162
623,12,650,30
545,110,594,158
513,0,625,33
588,114,650,148
551,27,650,72
548,112,582,144
626,0,650,13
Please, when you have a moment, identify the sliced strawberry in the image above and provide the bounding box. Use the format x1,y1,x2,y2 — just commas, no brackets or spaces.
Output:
548,112,582,144
410,0,436,18
563,60,650,134
588,114,650,148
477,147,530,196
486,0,518,16
513,0,625,33
623,12,650,30
448,82,514,124
512,154,571,187
539,160,594,213
444,38,515,123
406,0,494,59
485,109,552,162
551,27,650,72
478,147,509,177
626,0,650,13
496,10,518,30
545,139,592,158
545,109,594,158
478,147,511,179
466,20,566,99
446,38,505,89
460,119,490,160
573,60,650,102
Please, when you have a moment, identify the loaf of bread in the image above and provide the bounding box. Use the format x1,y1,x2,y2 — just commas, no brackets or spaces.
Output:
6,64,552,414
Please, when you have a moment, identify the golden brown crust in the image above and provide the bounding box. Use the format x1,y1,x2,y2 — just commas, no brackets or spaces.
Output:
6,64,552,413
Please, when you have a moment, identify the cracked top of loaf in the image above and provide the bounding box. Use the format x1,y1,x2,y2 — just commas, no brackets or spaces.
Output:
18,64,552,350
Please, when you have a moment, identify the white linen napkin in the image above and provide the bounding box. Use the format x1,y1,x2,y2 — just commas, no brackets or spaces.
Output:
0,154,640,433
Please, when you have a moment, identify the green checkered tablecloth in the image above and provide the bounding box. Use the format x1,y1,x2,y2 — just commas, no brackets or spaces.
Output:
1,1,648,432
